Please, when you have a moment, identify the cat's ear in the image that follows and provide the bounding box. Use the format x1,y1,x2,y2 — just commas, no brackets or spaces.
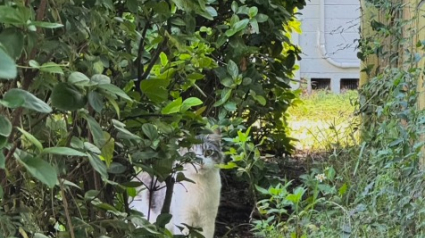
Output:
212,128,221,136
207,128,221,143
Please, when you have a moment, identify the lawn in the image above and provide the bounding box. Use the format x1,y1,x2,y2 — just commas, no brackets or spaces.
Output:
287,90,359,151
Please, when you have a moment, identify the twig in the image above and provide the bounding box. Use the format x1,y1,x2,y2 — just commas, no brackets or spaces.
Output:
147,177,157,221
122,114,173,121
60,181,76,238
134,1,171,93
140,37,169,80
135,17,151,93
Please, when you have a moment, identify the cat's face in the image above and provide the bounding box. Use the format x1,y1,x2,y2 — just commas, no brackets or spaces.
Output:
178,133,223,174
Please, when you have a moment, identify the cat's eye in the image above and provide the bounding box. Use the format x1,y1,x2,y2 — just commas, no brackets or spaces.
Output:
204,150,215,157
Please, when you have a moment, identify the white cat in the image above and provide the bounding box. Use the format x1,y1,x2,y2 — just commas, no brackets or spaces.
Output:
130,133,223,238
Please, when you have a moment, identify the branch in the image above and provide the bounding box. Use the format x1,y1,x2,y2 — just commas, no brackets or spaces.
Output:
135,18,151,93
159,175,175,228
135,0,172,94
140,37,169,80
122,113,173,121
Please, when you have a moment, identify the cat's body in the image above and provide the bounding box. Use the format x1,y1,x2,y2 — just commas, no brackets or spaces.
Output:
130,133,223,238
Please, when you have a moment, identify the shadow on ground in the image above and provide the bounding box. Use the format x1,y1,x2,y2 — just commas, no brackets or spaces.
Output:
214,153,315,237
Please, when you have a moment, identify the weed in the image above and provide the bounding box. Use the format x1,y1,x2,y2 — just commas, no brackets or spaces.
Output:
287,90,359,151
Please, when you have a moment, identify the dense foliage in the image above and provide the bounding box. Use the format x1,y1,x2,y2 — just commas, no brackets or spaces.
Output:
0,0,305,237
252,1,425,237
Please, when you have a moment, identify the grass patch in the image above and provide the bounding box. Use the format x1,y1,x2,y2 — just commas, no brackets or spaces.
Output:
287,90,359,151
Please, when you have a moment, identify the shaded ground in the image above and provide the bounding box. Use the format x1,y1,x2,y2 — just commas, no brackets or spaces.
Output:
214,155,312,238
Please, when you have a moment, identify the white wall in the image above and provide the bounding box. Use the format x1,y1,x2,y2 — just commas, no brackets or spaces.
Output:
294,0,361,93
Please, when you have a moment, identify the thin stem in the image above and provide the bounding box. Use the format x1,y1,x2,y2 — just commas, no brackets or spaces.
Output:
60,181,76,238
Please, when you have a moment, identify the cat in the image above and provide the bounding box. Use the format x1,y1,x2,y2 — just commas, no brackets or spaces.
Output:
129,132,223,238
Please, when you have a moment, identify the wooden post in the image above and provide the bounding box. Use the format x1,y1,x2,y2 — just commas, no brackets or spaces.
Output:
360,0,425,166
359,0,379,87
414,0,425,167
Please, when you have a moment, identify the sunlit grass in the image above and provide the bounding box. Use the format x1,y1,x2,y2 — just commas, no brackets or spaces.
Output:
287,90,360,151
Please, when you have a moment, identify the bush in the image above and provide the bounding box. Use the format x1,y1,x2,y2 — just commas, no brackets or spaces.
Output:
0,0,305,237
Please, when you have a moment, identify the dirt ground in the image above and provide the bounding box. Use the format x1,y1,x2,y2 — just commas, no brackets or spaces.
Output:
215,154,311,238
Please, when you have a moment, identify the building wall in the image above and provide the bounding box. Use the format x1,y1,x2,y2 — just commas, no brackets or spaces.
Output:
295,0,361,93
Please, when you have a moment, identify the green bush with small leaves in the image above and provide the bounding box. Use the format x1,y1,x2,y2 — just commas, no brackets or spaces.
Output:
0,0,305,237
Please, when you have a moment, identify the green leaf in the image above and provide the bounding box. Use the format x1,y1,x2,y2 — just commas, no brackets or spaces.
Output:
51,82,86,111
104,94,120,118
220,77,234,88
0,115,12,137
205,6,218,18
160,52,168,66
62,179,81,190
233,18,250,31
112,119,140,140
107,162,127,174
227,60,239,79
171,18,186,26
140,79,170,104
0,136,7,149
29,60,40,68
97,84,132,101
0,28,24,59
85,116,106,148
256,13,269,23
1,89,52,113
42,147,87,157
236,6,249,15
17,127,43,151
92,60,104,74
84,142,101,154
243,77,252,85
255,185,270,195
181,97,203,112
156,213,172,227
0,152,5,169
18,156,58,188
253,95,266,106
287,187,305,204
33,233,51,238
0,48,17,79
224,101,237,111
231,1,238,12
339,183,348,197
40,62,64,74
88,154,108,179
225,19,249,37
250,19,259,34
213,89,232,107
31,21,64,29
88,91,104,113
218,162,238,169
187,73,204,80
101,132,114,167
249,7,258,18
91,74,111,84
198,57,213,68
84,190,100,200
68,72,90,85
92,201,119,212
162,97,183,114
326,167,336,180
0,6,25,24
142,123,158,140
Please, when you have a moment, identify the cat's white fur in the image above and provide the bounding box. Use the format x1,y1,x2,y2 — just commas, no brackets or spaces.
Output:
130,133,222,238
